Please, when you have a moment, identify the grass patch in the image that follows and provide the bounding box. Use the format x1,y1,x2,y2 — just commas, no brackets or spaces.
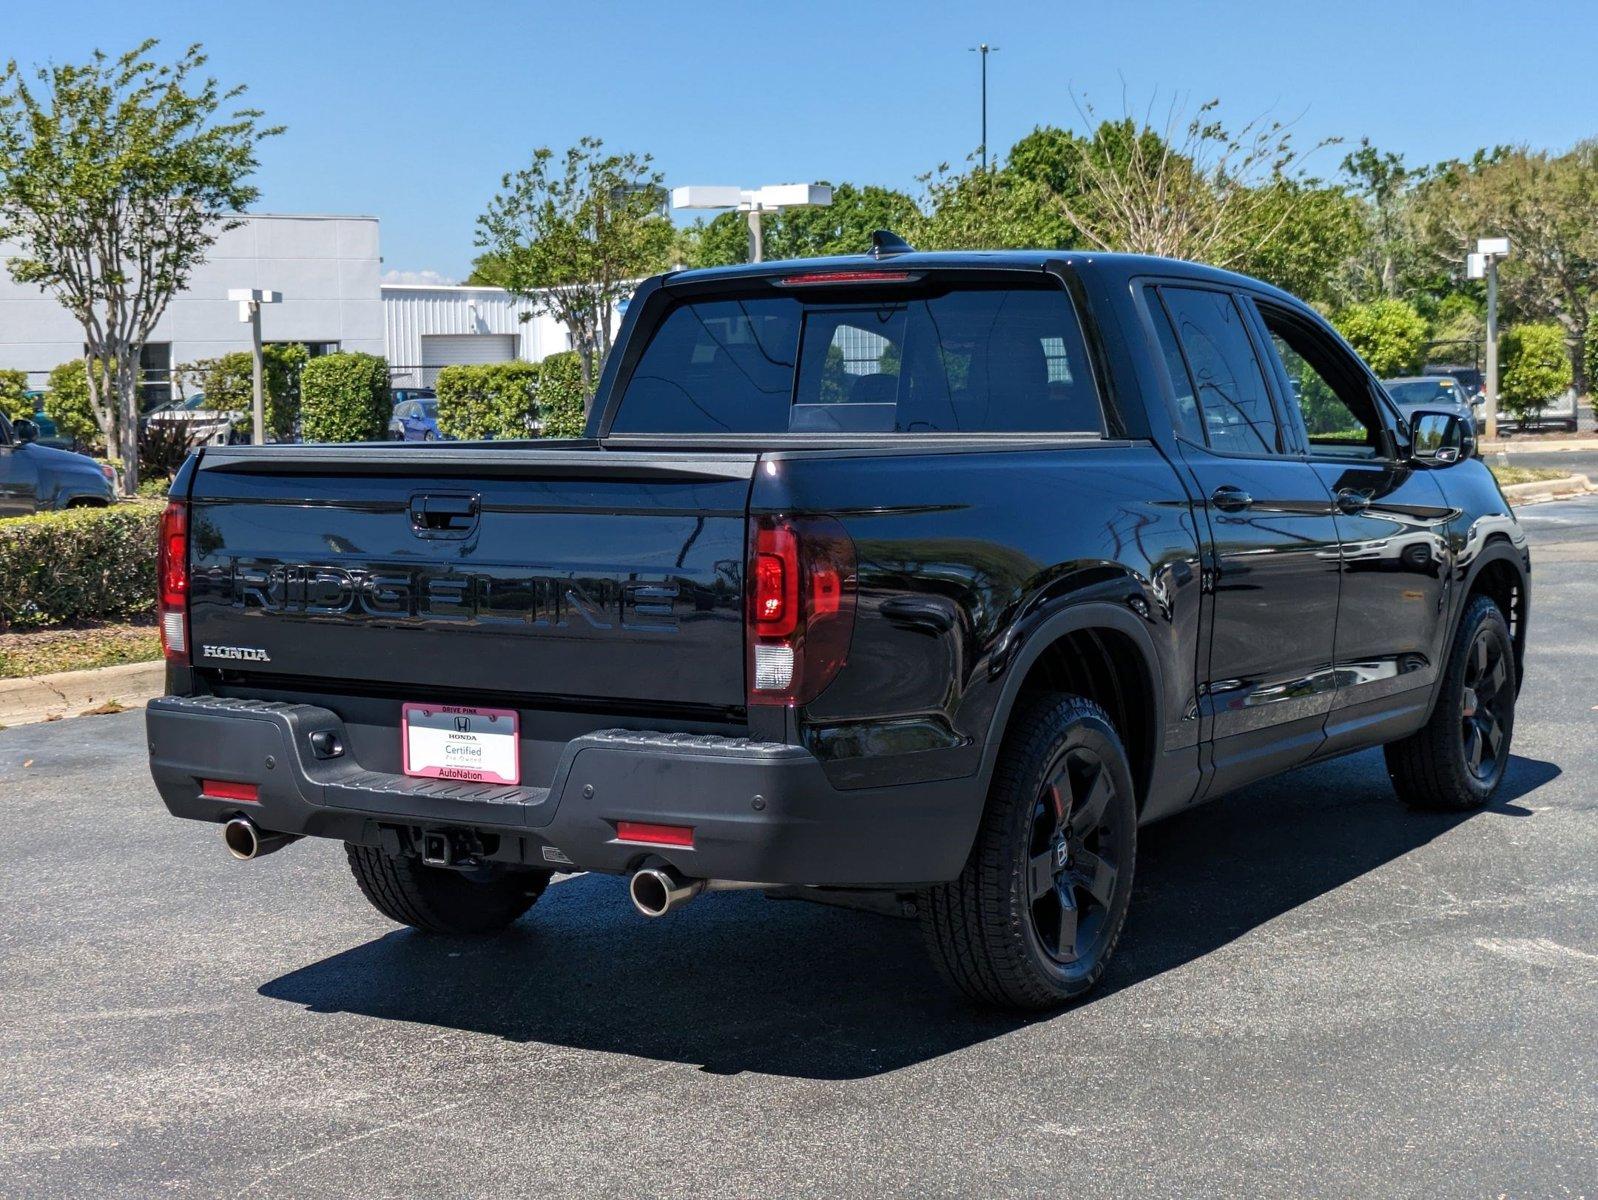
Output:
0,617,160,679
1490,465,1572,486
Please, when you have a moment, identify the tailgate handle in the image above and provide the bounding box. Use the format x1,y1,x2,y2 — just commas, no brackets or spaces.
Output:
409,492,480,538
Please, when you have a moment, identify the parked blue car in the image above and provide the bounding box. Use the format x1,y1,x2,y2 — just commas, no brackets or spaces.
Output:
0,413,117,517
388,391,444,441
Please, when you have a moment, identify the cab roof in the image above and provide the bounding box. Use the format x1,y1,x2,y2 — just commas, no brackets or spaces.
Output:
663,248,1304,308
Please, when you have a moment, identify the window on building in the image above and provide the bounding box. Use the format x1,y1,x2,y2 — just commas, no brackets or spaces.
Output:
138,342,173,411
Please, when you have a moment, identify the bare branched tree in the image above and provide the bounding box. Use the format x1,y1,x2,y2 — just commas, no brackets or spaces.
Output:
1052,93,1336,270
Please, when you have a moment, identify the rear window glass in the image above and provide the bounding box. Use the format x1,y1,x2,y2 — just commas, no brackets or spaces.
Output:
609,285,1101,435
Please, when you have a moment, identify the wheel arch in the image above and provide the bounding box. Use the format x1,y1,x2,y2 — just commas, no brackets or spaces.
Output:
1455,537,1529,693
977,601,1165,815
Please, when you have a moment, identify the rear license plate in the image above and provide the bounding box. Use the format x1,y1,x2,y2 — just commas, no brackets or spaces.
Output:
402,702,520,785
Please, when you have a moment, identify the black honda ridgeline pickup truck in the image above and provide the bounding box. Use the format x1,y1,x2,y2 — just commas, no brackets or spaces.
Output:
147,242,1529,1010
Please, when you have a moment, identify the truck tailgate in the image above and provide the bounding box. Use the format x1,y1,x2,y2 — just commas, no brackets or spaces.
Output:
183,444,754,710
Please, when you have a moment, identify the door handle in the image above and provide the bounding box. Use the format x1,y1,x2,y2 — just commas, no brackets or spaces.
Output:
1334,488,1370,515
1209,485,1253,513
409,492,480,538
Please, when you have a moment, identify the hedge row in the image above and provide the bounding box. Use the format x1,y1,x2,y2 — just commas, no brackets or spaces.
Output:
434,351,587,441
300,352,391,443
0,503,160,631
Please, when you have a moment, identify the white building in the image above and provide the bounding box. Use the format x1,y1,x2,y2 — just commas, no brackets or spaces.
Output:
381,285,572,386
0,213,384,403
0,212,590,404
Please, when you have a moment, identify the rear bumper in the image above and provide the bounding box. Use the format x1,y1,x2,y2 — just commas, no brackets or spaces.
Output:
146,695,978,887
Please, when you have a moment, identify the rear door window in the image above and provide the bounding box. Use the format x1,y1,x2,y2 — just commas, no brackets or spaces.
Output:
609,283,1101,435
1159,286,1284,455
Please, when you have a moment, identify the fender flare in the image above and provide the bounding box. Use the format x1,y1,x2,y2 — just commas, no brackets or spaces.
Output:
974,599,1168,804
1430,535,1530,713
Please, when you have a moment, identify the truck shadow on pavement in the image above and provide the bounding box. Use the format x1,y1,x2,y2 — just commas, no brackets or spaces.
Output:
259,748,1555,1080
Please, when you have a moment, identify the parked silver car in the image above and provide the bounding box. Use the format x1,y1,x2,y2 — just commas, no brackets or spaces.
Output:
1383,375,1483,434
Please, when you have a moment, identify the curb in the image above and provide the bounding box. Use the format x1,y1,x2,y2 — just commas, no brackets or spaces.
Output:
1500,473,1595,506
1479,437,1598,454
0,659,165,729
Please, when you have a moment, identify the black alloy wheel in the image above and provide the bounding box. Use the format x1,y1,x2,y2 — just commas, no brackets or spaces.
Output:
1460,625,1512,783
1026,746,1123,976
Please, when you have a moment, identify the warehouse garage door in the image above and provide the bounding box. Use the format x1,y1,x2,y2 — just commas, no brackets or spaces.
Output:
420,334,518,384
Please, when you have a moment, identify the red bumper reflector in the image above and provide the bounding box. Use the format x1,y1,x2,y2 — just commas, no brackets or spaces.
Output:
615,820,695,848
201,779,259,803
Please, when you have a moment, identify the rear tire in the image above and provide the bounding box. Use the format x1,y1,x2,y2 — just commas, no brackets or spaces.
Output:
919,693,1137,1011
1384,594,1516,811
345,844,550,934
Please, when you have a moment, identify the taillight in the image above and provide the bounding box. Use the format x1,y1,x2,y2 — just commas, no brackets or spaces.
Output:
159,499,189,662
747,515,856,706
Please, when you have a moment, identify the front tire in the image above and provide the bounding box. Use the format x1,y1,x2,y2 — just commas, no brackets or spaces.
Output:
345,844,550,934
920,694,1137,1011
1384,594,1516,810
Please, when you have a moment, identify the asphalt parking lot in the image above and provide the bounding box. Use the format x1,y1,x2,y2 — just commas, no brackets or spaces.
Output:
2,500,1594,1199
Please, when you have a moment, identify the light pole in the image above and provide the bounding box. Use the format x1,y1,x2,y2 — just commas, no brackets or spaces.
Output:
1467,237,1510,441
228,288,283,444
671,184,833,263
969,43,1000,171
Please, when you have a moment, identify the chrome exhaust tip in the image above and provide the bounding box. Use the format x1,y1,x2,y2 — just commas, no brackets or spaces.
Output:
628,866,705,917
222,817,297,861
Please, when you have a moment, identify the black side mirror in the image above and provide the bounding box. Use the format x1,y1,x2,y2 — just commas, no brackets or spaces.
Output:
1409,409,1472,465
11,417,38,443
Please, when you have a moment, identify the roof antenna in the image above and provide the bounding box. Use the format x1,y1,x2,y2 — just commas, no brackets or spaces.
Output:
868,229,915,259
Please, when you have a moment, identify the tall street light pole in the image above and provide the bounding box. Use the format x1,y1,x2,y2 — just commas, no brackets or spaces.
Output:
1468,237,1511,442
671,184,833,264
228,289,282,444
970,43,1000,171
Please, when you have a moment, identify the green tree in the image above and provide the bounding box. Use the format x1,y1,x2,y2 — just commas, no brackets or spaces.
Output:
682,182,921,267
1585,311,1598,403
0,368,27,421
183,343,308,439
43,359,104,448
1340,138,1425,299
1499,323,1572,424
1412,142,1598,391
1427,293,1486,365
1333,299,1428,376
908,160,1064,250
1234,181,1365,308
477,137,674,406
0,40,280,494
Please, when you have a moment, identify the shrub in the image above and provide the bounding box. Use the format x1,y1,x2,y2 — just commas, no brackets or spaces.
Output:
433,353,588,441
435,361,541,440
44,360,104,449
0,503,160,631
537,351,588,438
1332,299,1427,378
138,419,196,484
0,368,29,421
1499,323,1572,423
184,343,309,439
299,352,391,443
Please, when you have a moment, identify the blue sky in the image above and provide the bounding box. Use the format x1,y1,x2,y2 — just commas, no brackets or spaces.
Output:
8,1,1595,279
